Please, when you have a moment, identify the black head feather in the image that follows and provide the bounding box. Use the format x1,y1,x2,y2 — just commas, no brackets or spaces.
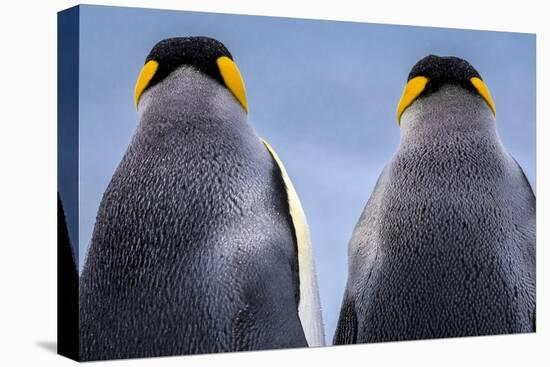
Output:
143,36,232,92
408,55,482,97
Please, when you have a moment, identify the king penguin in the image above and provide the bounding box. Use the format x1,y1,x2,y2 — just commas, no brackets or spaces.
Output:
79,37,324,360
334,55,535,344
58,194,79,359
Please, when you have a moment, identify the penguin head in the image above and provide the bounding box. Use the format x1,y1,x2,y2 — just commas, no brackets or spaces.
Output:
396,55,496,125
134,36,248,113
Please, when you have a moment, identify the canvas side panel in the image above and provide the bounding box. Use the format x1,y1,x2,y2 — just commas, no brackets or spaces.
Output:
57,5,80,361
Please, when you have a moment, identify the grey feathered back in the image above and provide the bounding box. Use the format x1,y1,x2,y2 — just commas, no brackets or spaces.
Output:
80,66,307,360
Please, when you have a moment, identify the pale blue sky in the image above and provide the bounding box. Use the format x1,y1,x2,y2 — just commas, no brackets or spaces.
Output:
73,5,536,342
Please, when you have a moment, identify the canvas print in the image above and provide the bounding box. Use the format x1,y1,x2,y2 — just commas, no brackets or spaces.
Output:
57,4,536,362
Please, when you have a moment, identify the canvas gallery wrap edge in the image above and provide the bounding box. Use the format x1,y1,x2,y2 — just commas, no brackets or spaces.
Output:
57,4,536,362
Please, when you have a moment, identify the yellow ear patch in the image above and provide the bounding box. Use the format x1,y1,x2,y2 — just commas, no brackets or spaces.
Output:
216,56,248,113
134,60,159,108
471,77,496,117
397,76,429,125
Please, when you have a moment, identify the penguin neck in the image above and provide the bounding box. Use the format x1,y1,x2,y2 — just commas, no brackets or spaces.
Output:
398,85,498,149
137,66,247,130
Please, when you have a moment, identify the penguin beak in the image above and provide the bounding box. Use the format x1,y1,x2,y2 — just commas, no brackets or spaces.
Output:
216,56,249,113
134,60,159,108
470,77,496,117
397,76,429,125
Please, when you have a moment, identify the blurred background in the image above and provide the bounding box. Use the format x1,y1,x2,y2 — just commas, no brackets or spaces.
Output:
68,5,535,343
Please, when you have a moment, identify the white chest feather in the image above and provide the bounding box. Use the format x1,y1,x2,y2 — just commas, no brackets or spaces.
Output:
262,139,326,347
